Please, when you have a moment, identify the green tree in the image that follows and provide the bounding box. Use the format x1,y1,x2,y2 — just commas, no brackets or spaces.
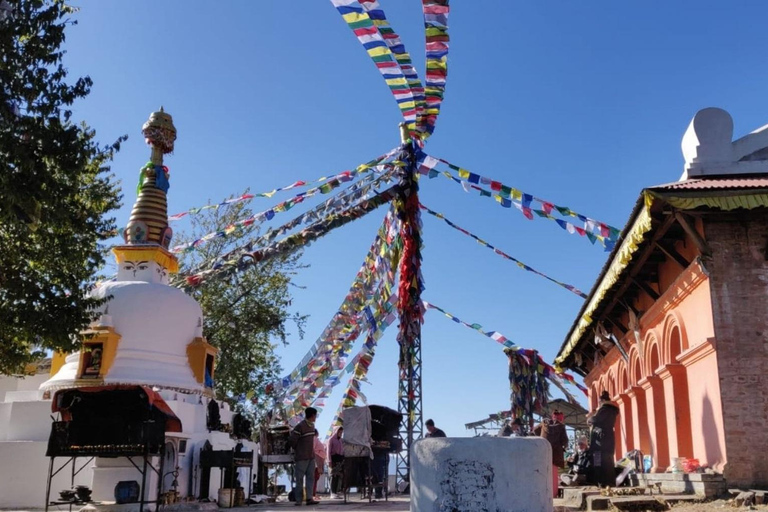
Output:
175,195,306,422
0,0,123,374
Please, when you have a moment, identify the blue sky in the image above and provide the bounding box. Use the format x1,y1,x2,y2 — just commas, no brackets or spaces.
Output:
63,1,768,438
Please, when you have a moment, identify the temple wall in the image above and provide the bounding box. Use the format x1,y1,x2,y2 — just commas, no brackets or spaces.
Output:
585,258,724,473
705,211,768,487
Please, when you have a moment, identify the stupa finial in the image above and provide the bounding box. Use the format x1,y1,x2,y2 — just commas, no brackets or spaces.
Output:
121,108,177,249
142,107,177,166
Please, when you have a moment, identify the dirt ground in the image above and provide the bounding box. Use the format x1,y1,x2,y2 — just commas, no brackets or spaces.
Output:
671,499,768,511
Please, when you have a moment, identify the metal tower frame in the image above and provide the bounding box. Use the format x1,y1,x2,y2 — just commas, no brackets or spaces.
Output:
394,129,423,492
395,333,423,492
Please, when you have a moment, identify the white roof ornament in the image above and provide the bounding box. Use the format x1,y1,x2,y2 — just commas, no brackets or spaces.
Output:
681,107,768,180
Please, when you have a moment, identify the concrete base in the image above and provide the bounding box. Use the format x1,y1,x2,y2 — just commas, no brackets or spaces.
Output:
410,437,553,512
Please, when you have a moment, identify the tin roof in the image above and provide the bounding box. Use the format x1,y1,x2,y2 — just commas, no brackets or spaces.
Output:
651,176,768,191
555,175,768,369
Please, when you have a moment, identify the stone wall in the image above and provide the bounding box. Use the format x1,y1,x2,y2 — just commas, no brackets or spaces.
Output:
705,210,768,487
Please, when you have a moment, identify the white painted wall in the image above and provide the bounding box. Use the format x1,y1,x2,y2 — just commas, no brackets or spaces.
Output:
5,400,53,441
0,441,94,509
0,373,48,402
410,437,552,512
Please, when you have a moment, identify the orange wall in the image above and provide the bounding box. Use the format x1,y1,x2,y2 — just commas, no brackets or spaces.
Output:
585,259,726,472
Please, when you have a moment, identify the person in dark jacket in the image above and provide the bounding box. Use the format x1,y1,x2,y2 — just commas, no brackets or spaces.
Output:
425,419,446,438
534,410,569,497
588,391,620,487
290,407,320,506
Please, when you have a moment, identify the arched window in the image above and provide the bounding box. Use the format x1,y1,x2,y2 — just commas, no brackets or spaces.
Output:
650,342,661,375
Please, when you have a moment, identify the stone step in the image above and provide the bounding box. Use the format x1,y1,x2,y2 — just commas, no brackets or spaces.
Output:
561,487,602,509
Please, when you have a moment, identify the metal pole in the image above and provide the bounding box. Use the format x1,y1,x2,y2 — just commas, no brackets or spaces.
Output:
157,444,166,511
139,450,149,512
394,124,424,492
44,457,54,512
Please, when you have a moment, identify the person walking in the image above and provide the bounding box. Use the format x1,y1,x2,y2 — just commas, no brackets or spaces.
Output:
534,410,568,498
425,419,446,438
289,407,320,506
327,426,344,499
588,391,620,487
312,434,326,501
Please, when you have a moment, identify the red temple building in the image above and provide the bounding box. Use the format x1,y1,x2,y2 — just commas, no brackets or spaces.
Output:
556,107,768,489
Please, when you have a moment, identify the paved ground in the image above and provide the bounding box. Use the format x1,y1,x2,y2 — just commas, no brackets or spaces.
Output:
241,495,410,511
242,495,572,511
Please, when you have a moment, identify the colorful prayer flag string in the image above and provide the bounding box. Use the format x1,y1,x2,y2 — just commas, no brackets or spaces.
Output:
273,208,400,398
181,186,400,289
419,203,587,298
437,156,620,238
280,214,401,416
418,154,620,250
329,0,417,132
422,301,588,396
326,298,396,432
171,162,400,254
167,147,401,222
421,0,450,138
268,209,398,405
418,156,616,251
358,0,425,137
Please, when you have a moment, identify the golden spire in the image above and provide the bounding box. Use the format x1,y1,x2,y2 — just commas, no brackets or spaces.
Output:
114,109,179,275
123,108,177,248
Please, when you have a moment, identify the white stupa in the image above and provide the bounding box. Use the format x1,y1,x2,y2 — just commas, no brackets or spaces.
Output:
0,109,257,510
42,107,214,395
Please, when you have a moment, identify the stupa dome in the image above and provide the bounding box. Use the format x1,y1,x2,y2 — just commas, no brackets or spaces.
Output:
40,281,203,392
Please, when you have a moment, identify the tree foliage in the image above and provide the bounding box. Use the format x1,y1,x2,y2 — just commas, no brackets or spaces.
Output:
175,195,306,421
0,0,123,374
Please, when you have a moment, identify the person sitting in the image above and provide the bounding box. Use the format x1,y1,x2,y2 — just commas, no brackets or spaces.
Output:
498,417,524,437
561,438,591,486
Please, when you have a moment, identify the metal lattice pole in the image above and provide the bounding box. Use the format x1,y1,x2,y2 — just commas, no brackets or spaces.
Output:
394,125,424,493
